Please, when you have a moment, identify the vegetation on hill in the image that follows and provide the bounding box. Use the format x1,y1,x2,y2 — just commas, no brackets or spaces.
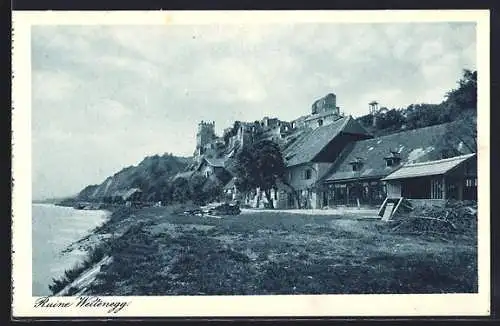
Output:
356,69,477,137
67,153,192,205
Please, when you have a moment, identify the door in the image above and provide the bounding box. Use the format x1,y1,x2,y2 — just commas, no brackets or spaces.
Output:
322,191,328,207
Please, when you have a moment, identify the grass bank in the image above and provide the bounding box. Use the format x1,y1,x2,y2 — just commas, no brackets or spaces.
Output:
58,204,479,296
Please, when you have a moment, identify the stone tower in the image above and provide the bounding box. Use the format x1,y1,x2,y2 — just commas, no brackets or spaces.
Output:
311,93,338,115
195,120,216,156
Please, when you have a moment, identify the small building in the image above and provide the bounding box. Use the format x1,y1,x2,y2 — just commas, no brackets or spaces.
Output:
196,157,227,178
194,157,233,193
172,170,195,181
381,153,477,202
111,188,143,205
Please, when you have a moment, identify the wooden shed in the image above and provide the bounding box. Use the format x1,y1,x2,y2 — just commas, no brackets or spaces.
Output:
381,153,477,201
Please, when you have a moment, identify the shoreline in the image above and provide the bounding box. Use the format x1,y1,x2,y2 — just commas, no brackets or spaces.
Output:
44,205,117,296
48,206,139,296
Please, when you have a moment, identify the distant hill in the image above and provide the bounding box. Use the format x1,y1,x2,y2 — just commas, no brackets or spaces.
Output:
64,153,192,205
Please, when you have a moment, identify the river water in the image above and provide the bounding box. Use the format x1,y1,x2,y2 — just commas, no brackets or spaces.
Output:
32,203,109,296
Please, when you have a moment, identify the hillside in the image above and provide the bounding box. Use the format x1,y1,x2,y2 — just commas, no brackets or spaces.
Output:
62,154,192,205
355,69,477,137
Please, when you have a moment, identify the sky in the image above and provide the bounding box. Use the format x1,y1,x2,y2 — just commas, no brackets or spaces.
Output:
31,22,476,200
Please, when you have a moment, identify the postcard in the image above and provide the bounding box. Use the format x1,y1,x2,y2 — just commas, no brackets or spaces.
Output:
11,9,490,318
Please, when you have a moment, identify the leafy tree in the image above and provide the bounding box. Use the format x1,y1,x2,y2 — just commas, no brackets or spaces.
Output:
189,174,208,205
442,110,477,155
202,178,224,203
233,140,285,208
172,177,191,203
444,69,477,112
405,103,443,130
374,108,406,130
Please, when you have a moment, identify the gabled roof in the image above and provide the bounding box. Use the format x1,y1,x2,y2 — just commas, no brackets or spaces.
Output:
172,171,195,180
223,177,237,190
203,157,226,168
382,153,476,181
112,188,142,199
283,116,370,167
122,188,142,200
324,121,474,182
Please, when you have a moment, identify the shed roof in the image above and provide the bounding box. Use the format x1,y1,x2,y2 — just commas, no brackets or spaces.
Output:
381,153,476,181
324,121,474,182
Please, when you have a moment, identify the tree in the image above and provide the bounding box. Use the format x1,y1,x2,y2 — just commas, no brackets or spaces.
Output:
444,69,477,112
171,177,191,203
442,110,477,155
233,140,285,208
189,173,208,205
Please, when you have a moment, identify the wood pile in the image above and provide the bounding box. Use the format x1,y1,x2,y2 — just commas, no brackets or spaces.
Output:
389,200,477,235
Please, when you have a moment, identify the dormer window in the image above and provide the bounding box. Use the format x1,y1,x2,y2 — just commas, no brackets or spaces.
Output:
349,157,364,172
384,150,401,167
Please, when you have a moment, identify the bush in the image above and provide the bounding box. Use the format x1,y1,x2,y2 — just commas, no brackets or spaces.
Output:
48,242,111,295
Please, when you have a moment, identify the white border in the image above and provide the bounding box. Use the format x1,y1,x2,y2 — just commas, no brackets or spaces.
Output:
12,10,490,317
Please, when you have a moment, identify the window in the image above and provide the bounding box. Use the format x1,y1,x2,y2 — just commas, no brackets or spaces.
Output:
384,151,401,167
304,169,312,180
431,178,443,199
349,158,364,172
385,157,401,167
466,178,477,187
318,119,323,127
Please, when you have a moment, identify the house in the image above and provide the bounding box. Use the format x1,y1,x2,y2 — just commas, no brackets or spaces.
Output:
172,170,195,181
276,115,372,209
320,121,474,208
195,156,233,190
110,188,143,204
196,157,227,178
381,153,477,203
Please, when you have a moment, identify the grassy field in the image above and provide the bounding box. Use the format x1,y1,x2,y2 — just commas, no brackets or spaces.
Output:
85,205,477,295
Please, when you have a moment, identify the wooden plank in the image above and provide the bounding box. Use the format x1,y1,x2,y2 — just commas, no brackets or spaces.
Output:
378,197,389,216
382,203,394,222
391,197,404,219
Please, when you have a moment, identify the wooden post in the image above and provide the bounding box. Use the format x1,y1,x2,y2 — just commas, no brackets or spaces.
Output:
346,184,350,206
442,176,446,200
378,197,389,216
458,177,464,200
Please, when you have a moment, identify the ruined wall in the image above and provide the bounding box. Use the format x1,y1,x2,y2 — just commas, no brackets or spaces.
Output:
311,93,337,115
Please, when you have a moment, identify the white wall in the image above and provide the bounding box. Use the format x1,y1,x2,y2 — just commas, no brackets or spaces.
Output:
386,181,401,198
